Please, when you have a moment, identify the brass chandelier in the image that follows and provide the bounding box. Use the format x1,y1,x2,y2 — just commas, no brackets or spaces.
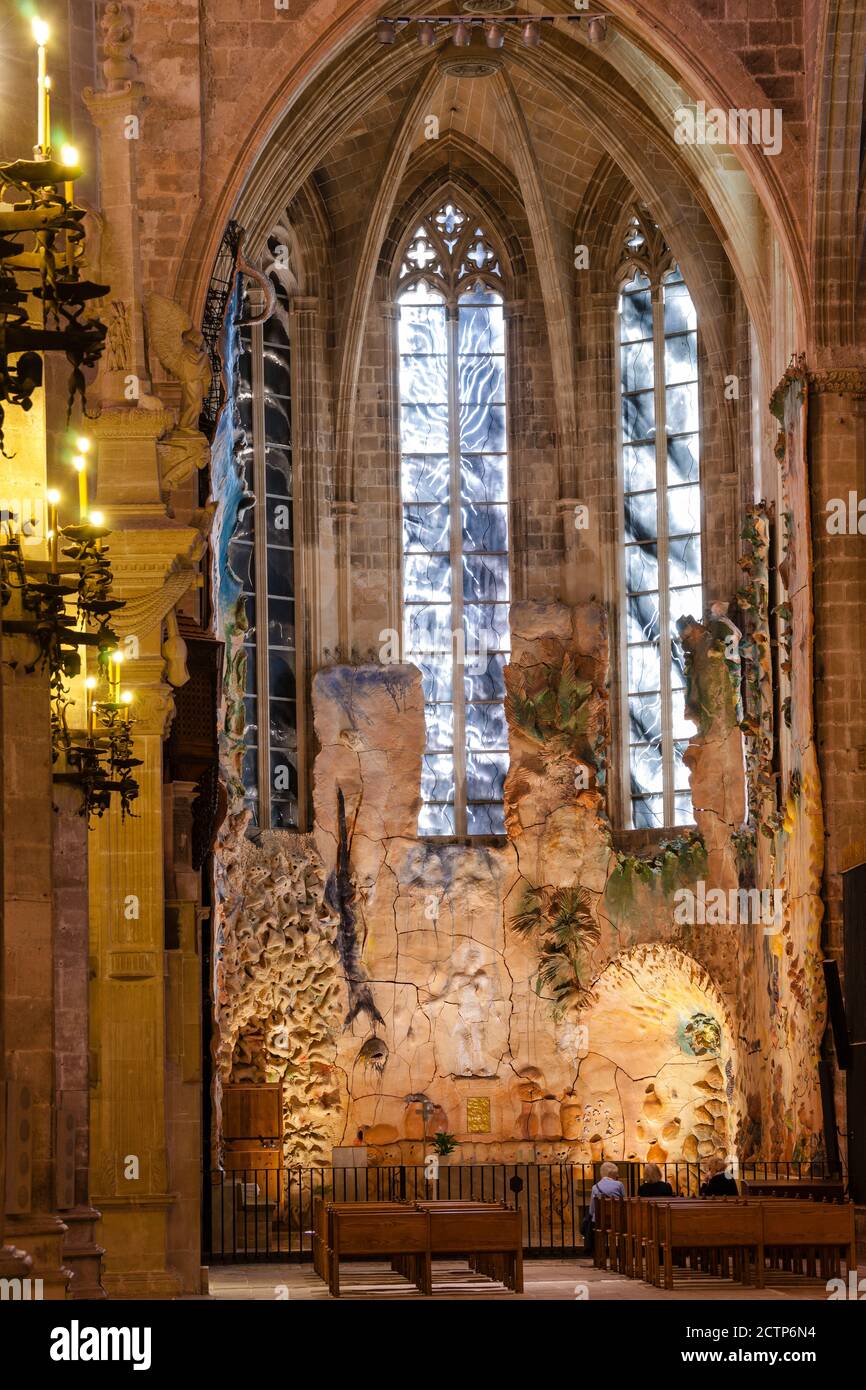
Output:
0,17,138,821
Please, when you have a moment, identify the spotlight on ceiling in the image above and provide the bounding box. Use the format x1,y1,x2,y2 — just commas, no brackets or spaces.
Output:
418,20,437,46
587,15,607,43
453,18,472,46
521,19,540,47
485,21,504,48
376,18,397,43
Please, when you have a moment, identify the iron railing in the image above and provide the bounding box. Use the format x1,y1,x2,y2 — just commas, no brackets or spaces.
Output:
205,1158,841,1263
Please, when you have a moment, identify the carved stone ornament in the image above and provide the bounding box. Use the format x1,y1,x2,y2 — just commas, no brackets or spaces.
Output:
100,2,139,92
145,293,212,433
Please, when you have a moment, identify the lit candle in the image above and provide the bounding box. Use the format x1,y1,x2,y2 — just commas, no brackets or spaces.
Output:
72,454,88,519
32,18,50,157
46,487,60,569
85,675,97,737
61,146,78,269
44,76,52,155
89,510,105,554
109,650,123,703
121,690,133,723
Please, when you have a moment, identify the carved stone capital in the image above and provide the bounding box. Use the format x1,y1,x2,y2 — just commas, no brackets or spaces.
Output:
807,367,866,400
91,405,174,441
82,82,146,123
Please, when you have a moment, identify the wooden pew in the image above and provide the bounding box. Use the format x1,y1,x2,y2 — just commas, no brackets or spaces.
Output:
742,1179,845,1202
424,1205,523,1292
328,1205,431,1297
759,1200,855,1282
314,1200,409,1287
654,1202,763,1290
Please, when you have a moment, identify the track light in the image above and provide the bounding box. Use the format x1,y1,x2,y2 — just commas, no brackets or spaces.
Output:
418,20,436,46
587,16,607,43
376,18,397,43
453,18,472,46
521,19,540,46
485,21,504,48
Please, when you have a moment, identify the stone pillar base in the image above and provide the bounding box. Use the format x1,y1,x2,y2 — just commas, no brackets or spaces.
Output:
101,1269,184,1299
61,1206,107,1300
4,1214,72,1299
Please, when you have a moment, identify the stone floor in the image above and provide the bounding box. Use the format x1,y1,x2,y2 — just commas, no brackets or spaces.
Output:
206,1257,850,1301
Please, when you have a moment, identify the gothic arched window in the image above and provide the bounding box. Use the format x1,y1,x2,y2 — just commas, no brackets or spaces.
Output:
396,201,510,836
616,209,702,829
232,244,303,830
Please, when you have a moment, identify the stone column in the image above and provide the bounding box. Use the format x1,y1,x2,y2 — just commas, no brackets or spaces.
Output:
53,784,106,1299
1,660,71,1298
88,646,180,1298
332,499,358,658
164,782,203,1294
808,367,866,1149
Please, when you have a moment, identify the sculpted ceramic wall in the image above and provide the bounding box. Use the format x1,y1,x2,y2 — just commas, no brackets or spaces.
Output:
212,587,824,1166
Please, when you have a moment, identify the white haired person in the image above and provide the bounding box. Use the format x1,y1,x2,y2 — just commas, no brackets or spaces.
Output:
638,1161,674,1198
583,1161,626,1252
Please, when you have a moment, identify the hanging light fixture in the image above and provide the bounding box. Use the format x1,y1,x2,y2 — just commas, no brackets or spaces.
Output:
485,21,504,48
453,18,473,46
521,19,541,46
587,15,607,42
376,17,397,43
418,19,436,46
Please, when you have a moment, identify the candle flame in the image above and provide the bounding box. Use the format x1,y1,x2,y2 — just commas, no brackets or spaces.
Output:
121,690,133,705
46,488,60,505
90,510,105,526
75,435,91,451
72,454,86,473
32,17,50,46
85,676,97,690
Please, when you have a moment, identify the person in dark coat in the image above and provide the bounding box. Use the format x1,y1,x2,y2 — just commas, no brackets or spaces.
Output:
638,1161,674,1197
700,1156,739,1196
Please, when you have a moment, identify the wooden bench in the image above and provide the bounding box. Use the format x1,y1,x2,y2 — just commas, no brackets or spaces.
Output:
327,1205,431,1297
655,1202,764,1289
313,1200,409,1286
317,1199,523,1296
742,1179,845,1202
424,1205,523,1292
760,1199,855,1281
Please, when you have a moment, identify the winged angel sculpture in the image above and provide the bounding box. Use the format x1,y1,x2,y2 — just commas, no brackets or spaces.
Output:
146,292,212,489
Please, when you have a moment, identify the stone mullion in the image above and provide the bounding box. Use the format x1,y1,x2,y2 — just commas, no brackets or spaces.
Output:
651,280,675,829
290,296,322,830
381,299,403,633
503,300,527,603
250,321,272,828
447,305,468,838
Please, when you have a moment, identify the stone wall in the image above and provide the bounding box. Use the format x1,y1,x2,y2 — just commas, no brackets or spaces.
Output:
213,591,825,1165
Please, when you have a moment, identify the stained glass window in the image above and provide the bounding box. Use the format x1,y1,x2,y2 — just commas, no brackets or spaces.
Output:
230,248,302,830
396,202,510,836
617,211,701,829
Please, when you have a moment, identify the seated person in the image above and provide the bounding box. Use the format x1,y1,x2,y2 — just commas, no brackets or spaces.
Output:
700,1156,739,1196
638,1161,674,1197
589,1161,626,1223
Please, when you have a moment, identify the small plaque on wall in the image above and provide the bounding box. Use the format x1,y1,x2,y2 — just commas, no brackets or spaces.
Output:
466,1097,491,1133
